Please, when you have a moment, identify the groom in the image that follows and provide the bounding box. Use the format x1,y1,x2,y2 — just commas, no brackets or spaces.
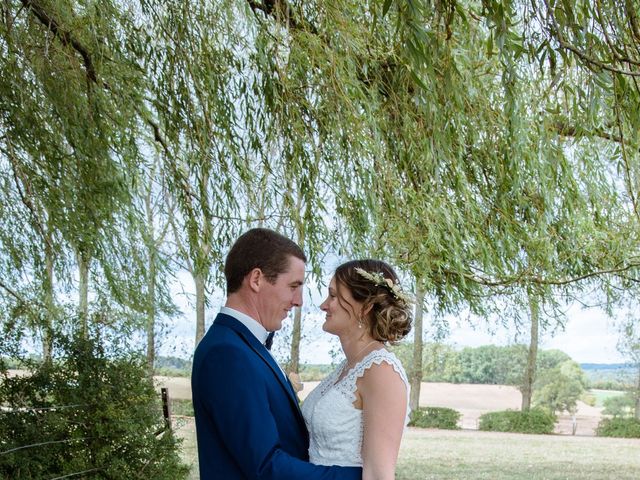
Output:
192,228,362,479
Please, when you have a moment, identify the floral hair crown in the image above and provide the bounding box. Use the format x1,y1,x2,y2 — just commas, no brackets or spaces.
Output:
354,267,414,304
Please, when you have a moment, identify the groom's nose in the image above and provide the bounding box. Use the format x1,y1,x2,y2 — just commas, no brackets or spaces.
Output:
293,287,303,307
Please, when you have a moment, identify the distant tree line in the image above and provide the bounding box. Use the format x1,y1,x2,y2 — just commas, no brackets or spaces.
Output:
392,343,575,386
394,343,590,420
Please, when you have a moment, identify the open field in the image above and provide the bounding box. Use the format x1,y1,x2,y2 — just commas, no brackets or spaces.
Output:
6,372,637,478
162,377,639,479
395,428,640,480
156,377,604,436
590,388,626,407
175,420,640,480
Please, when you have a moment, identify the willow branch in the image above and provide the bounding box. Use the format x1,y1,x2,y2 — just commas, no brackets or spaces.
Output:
442,261,640,288
247,0,318,35
22,0,174,160
0,280,26,304
551,120,623,144
613,89,640,221
594,0,640,68
3,140,54,252
21,0,97,84
626,0,640,45
543,0,640,77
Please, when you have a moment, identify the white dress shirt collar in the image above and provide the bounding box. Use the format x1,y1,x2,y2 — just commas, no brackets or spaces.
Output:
219,306,269,345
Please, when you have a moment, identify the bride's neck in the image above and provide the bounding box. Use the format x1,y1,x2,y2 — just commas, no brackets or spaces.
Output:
340,336,380,364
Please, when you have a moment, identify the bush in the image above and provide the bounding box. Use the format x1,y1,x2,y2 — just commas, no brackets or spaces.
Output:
581,393,597,407
409,407,461,430
479,409,556,434
602,394,635,418
596,417,640,438
0,334,189,480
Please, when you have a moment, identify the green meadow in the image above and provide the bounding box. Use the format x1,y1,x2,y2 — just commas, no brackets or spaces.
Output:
176,420,640,480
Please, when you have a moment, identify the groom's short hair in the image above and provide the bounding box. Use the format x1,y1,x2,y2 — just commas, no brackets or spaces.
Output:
224,228,307,294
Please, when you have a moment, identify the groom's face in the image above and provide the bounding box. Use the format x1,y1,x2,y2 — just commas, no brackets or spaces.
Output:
256,255,305,331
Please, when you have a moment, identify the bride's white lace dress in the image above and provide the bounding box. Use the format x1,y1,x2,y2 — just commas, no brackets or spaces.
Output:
300,349,410,467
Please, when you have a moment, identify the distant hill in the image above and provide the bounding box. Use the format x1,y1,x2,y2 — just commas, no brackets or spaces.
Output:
580,363,635,389
580,363,631,371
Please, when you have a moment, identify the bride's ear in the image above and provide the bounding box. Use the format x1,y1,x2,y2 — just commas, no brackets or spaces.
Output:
360,304,373,318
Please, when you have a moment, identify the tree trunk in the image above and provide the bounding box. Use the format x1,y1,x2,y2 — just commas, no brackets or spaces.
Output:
146,248,157,374
77,250,90,337
521,294,540,411
289,307,302,373
145,185,157,375
288,203,305,374
635,363,640,420
42,237,54,363
409,286,425,412
194,272,206,345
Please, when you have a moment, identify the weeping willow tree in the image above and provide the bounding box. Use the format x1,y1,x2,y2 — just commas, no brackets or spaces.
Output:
0,0,151,351
470,0,640,410
1,1,638,386
324,0,640,410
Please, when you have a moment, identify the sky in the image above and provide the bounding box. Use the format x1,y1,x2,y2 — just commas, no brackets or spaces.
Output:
158,270,628,365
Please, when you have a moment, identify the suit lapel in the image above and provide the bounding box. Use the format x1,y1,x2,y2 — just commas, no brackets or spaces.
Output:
215,314,305,423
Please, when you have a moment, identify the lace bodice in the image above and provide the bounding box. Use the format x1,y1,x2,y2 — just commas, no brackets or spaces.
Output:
300,349,410,467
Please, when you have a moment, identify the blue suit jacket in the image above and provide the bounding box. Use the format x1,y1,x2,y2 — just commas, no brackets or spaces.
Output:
192,313,362,479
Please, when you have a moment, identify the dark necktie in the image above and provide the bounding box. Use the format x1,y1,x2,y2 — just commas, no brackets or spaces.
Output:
264,331,275,350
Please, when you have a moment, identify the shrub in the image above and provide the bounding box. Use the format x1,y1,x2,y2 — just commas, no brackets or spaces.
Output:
409,407,461,430
581,393,596,407
596,417,640,438
602,394,635,418
479,409,556,434
0,334,189,480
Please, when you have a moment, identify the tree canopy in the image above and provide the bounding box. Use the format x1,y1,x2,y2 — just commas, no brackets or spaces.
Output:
0,0,638,365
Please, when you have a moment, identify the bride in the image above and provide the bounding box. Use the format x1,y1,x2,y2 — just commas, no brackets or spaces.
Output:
301,259,413,480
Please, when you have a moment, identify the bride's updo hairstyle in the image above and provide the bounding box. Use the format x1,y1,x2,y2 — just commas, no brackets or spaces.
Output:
334,259,413,343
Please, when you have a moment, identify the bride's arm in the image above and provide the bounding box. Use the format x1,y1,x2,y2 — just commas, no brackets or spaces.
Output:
358,362,408,480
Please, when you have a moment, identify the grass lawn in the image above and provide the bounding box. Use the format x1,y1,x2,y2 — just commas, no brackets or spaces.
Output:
397,428,640,479
175,417,199,480
175,420,640,480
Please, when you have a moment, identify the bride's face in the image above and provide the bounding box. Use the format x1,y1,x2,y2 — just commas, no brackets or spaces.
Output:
320,277,361,336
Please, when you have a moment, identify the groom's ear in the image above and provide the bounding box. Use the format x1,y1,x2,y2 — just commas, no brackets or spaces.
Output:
246,268,263,293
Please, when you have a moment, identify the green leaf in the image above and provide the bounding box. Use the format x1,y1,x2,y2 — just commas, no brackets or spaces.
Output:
382,0,394,17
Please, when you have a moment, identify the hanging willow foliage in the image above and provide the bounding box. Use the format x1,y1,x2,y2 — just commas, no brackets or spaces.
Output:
0,0,638,351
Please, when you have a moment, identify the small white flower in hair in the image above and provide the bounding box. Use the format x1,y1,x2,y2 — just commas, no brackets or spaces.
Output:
354,267,414,304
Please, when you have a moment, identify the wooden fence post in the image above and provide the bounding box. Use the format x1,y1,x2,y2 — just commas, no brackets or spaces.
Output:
161,387,172,431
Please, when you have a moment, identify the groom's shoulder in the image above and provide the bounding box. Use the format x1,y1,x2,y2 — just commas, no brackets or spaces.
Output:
199,313,241,342
195,315,254,360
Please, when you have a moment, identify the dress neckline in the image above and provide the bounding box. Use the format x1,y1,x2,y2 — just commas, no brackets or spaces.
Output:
333,347,388,385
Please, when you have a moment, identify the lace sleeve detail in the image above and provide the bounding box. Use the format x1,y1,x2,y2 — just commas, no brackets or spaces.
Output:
336,349,410,406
